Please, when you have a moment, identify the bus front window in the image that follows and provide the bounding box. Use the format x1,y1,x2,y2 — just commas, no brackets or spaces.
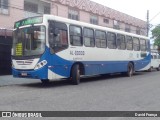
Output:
12,26,46,57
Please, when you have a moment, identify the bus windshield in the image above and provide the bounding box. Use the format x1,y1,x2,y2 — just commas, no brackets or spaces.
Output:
12,26,45,57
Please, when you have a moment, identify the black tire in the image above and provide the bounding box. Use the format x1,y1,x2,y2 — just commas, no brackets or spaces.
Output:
156,65,160,71
41,79,49,84
148,67,152,72
127,63,134,77
71,64,80,85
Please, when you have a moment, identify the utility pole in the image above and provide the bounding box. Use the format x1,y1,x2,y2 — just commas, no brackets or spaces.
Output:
147,10,149,37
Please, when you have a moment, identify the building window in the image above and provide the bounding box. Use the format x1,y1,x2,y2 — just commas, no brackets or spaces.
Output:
84,28,95,47
136,27,141,35
24,1,38,13
103,18,109,24
113,20,120,30
68,9,79,20
113,20,120,29
0,0,9,15
44,3,50,14
125,24,130,32
90,15,98,25
140,29,145,36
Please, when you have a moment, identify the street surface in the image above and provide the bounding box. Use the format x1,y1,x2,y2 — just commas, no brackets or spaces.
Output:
0,71,160,120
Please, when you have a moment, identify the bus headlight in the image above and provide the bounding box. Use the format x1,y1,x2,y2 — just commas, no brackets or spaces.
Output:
34,60,47,70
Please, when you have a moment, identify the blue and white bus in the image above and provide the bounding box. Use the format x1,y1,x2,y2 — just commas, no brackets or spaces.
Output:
12,15,150,85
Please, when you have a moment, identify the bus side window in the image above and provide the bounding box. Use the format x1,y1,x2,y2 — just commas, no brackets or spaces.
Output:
95,30,107,48
107,32,116,49
117,34,126,50
126,36,133,50
84,28,95,47
49,21,68,53
133,37,140,51
70,25,82,46
140,39,146,51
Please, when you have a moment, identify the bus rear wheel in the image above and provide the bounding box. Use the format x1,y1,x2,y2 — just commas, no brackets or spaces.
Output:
71,64,80,85
127,63,134,77
148,67,153,72
157,65,160,71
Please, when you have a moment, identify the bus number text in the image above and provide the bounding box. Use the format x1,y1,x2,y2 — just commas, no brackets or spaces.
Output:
70,51,85,56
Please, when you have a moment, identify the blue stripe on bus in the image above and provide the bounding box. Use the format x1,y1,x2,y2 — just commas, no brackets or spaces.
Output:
49,53,151,77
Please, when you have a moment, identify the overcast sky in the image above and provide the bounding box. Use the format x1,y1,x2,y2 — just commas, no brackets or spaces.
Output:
91,0,160,27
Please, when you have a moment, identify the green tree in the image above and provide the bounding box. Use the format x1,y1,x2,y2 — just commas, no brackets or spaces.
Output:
152,25,160,46
151,25,160,51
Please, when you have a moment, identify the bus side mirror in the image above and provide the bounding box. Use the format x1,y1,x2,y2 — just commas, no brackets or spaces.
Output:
54,28,59,36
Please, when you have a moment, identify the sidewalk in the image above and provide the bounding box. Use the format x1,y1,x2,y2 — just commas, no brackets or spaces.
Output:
0,75,14,81
0,75,38,86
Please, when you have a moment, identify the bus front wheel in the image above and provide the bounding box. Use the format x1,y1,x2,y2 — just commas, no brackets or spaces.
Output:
127,63,134,77
41,79,49,84
71,64,80,85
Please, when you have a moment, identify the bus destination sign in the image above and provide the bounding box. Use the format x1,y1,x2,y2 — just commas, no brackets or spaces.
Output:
16,43,23,56
14,17,43,28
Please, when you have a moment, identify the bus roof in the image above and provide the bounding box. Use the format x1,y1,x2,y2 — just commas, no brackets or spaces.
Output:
14,14,148,40
43,14,149,40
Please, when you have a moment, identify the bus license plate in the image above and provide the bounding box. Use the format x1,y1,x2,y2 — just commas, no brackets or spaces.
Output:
21,73,27,76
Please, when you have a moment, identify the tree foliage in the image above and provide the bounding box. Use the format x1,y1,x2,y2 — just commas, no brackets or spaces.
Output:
152,25,160,46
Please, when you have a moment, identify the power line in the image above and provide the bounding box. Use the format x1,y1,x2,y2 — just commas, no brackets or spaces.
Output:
149,11,160,22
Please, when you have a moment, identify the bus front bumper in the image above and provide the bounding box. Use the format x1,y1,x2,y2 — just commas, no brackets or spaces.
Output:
12,67,48,80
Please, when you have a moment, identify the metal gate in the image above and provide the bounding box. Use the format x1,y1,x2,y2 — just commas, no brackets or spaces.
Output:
0,36,12,75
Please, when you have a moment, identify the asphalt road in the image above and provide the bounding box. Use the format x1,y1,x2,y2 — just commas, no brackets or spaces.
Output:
0,71,160,120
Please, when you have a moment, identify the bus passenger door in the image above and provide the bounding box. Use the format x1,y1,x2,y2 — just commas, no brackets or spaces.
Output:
48,21,69,80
